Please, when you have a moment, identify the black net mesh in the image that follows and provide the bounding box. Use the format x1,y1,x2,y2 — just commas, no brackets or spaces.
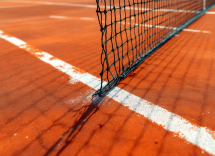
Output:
93,0,215,97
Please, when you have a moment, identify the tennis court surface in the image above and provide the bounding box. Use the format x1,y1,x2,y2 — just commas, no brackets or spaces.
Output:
0,0,215,155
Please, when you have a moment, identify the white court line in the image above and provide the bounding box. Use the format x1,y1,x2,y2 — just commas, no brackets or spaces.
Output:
80,17,94,20
0,30,215,155
49,15,94,20
184,29,210,33
3,1,215,14
133,23,211,34
119,22,211,33
1,1,98,8
0,4,39,9
206,12,215,14
49,15,71,19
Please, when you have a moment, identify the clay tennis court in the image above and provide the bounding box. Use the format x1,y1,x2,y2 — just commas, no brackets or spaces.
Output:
0,0,215,155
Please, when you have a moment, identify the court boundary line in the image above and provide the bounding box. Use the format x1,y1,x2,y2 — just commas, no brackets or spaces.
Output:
0,4,40,8
134,23,212,33
122,22,212,34
0,30,215,155
49,15,95,20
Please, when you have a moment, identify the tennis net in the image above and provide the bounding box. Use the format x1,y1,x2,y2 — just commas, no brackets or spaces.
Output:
93,0,215,97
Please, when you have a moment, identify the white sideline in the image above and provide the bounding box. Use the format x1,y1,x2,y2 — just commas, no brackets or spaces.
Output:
0,30,215,155
49,16,94,20
133,23,211,33
49,16,211,34
49,15,71,19
0,1,98,8
0,4,39,8
80,17,95,20
49,15,95,20
118,22,212,34
207,11,215,14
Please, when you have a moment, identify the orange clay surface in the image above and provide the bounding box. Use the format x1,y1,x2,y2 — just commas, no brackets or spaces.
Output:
0,1,215,156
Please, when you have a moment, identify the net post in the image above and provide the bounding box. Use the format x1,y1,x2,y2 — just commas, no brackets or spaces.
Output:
203,0,206,10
